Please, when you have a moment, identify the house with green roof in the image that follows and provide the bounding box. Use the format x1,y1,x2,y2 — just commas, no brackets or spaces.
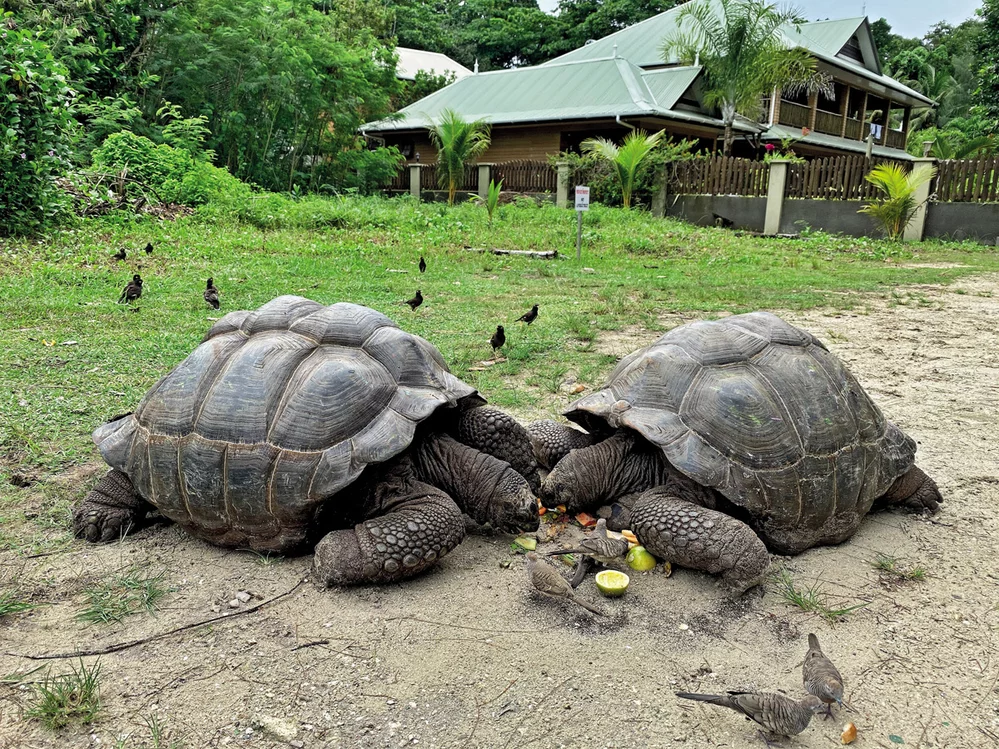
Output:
363,2,933,164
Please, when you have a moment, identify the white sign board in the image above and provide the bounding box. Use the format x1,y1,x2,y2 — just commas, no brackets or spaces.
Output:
574,185,590,211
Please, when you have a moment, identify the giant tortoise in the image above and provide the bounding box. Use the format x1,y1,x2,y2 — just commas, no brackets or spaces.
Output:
534,311,942,591
74,296,539,585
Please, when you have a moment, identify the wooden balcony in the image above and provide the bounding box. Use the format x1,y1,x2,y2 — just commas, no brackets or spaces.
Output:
775,98,910,152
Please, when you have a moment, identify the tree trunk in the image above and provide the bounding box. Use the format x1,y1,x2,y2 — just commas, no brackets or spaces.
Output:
723,122,735,156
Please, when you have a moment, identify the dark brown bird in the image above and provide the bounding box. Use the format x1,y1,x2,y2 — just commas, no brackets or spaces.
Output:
544,518,628,566
516,304,539,325
802,633,845,719
676,691,824,743
490,325,505,355
405,289,423,311
144,242,154,254
203,277,220,310
419,256,427,273
118,274,143,304
112,248,127,262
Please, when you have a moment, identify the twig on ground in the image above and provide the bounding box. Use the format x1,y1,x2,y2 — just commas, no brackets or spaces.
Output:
6,580,306,660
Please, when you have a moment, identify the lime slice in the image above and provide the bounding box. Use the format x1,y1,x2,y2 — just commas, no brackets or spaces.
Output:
595,570,630,597
626,545,657,572
513,535,537,551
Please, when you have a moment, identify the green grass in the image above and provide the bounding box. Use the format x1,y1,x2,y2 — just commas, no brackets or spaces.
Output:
872,552,927,583
0,196,996,550
77,567,168,625
27,659,102,729
771,567,868,622
0,589,37,618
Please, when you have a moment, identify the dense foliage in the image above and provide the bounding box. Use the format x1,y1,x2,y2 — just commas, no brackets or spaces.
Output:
974,0,999,135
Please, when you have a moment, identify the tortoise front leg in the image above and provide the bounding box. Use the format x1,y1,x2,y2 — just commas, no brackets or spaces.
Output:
73,469,150,543
874,465,943,513
312,478,465,586
630,488,770,594
457,406,542,493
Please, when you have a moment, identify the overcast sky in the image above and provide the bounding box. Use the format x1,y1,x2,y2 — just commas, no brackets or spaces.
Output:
536,0,982,39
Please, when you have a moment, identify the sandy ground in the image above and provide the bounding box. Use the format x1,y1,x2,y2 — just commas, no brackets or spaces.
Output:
2,272,998,749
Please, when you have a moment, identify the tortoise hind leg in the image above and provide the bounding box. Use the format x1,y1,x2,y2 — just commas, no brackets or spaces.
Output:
312,475,465,586
874,465,943,513
73,469,150,543
458,406,542,493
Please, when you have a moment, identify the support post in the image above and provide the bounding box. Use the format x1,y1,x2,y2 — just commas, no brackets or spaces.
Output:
858,91,869,141
556,161,570,208
409,164,424,201
840,84,851,138
652,166,668,218
807,91,818,132
881,101,891,146
763,159,789,236
773,89,783,126
903,157,937,243
477,163,493,200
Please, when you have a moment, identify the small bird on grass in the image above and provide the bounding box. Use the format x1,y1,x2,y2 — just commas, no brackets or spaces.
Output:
676,691,824,746
516,304,539,325
419,255,427,273
405,289,423,311
525,552,606,616
203,277,220,310
118,274,143,304
489,325,505,356
112,248,127,262
144,242,154,255
802,633,845,719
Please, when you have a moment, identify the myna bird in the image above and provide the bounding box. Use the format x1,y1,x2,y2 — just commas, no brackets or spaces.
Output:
405,289,423,311
419,255,427,273
118,274,143,304
516,304,539,325
112,248,127,262
490,324,505,355
144,242,154,255
204,277,220,310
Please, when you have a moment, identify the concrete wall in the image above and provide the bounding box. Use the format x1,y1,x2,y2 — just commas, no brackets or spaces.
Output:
924,202,999,245
779,199,881,237
665,195,767,232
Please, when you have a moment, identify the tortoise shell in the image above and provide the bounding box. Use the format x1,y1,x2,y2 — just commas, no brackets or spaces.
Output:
92,296,481,550
565,312,915,549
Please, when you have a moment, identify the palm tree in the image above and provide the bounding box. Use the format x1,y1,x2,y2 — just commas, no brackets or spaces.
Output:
662,0,831,155
581,130,666,208
857,163,937,241
428,109,491,205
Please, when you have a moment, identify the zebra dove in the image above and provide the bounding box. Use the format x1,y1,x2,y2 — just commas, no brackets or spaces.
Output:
545,518,628,566
525,552,605,616
676,691,824,745
802,633,845,719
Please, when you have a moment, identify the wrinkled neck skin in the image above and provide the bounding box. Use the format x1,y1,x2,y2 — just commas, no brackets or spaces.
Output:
543,429,676,512
411,432,536,533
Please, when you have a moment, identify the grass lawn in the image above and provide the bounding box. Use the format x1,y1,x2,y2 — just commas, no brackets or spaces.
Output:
1,195,996,553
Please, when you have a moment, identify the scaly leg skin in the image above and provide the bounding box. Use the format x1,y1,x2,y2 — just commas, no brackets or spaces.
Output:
630,489,770,594
525,420,595,471
313,477,465,586
874,464,943,513
73,469,149,543
458,406,542,493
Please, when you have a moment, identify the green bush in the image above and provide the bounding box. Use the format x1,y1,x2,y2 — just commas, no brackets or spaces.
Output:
0,20,78,235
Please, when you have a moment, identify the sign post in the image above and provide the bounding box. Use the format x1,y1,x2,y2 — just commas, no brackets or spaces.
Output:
574,185,590,260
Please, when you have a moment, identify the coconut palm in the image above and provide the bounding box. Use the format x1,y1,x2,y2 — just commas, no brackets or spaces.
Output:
662,0,832,155
581,130,666,208
858,163,937,241
428,109,491,205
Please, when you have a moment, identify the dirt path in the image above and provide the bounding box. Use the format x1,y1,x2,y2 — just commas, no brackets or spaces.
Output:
2,274,998,749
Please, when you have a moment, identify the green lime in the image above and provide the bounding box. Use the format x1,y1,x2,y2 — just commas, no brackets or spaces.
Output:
595,569,630,597
626,545,657,572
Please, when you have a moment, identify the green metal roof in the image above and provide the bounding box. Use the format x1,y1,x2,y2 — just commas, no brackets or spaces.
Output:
364,58,750,133
545,1,931,106
762,124,915,160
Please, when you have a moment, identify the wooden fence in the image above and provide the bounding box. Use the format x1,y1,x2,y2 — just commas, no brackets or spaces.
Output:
784,155,904,200
419,163,478,191
493,160,557,192
935,157,999,202
668,156,770,197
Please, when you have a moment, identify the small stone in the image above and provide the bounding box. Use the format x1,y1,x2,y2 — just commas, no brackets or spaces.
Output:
228,599,240,609
235,591,252,603
290,742,305,749
253,715,298,742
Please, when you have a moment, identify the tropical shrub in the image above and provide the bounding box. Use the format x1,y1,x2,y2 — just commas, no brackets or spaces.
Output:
429,109,491,205
858,163,937,240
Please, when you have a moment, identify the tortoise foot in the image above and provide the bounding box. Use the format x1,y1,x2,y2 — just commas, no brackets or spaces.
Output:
73,469,146,543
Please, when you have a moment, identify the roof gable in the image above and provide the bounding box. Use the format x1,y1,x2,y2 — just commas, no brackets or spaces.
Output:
395,47,473,81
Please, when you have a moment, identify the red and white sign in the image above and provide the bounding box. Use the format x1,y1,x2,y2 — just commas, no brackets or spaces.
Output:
574,185,590,211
